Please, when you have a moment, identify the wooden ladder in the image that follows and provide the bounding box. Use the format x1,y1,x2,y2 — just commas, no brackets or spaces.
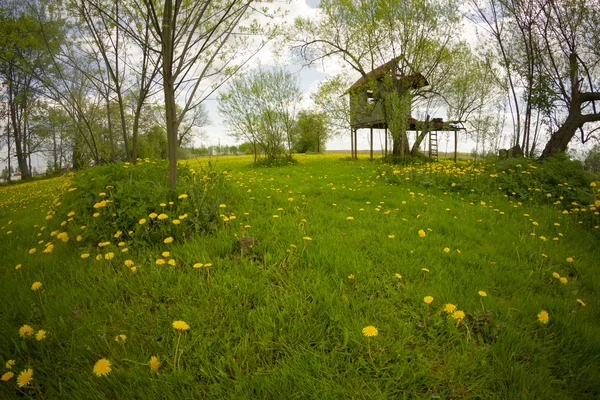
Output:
429,130,439,161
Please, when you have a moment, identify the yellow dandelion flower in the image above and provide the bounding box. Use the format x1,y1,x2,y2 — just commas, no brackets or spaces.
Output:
114,231,122,238
362,326,378,337
31,282,42,291
160,203,167,207
149,213,158,219
219,204,226,208
418,229,426,237
29,248,37,254
204,263,212,267
303,236,312,241
77,235,82,242
577,299,586,306
162,251,170,258
139,218,147,225
93,359,112,377
114,334,127,343
163,237,173,244
444,303,457,313
193,263,203,268
346,216,354,221
168,259,176,266
478,291,487,297
453,310,466,321
395,273,402,279
559,277,568,284
178,194,188,199
15,264,21,270
421,268,430,273
172,219,181,225
1,372,14,381
552,272,560,279
424,296,434,304
149,356,160,373
95,255,103,261
388,235,395,239
16,369,33,387
93,212,100,218
156,259,165,265
443,247,450,253
172,320,190,331
566,257,574,263
157,213,168,220
348,274,355,280
5,360,15,369
35,330,46,341
124,260,134,267
538,310,549,324
179,214,188,219
104,252,115,260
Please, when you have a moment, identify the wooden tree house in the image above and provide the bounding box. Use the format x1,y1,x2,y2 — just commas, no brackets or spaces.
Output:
347,56,464,161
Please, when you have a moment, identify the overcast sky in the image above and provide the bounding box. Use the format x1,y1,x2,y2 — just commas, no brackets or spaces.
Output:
0,0,512,174
199,0,493,154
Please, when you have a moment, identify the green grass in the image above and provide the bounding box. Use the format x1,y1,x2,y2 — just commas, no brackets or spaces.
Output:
1,154,599,399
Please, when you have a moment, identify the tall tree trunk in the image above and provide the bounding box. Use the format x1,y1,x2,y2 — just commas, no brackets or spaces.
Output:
5,108,11,183
52,127,58,172
132,108,141,162
539,112,581,159
105,89,116,162
540,54,600,159
411,116,431,155
391,132,410,156
11,101,29,179
162,0,178,189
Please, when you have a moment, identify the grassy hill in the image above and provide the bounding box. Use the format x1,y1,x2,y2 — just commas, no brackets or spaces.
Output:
1,154,599,399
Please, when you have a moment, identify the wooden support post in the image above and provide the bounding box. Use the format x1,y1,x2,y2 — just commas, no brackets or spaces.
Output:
350,128,354,158
454,130,458,163
354,129,358,158
400,131,404,157
428,131,431,159
384,127,388,155
370,127,373,160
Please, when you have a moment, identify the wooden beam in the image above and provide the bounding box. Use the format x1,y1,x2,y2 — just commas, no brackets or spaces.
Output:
384,127,388,155
454,130,458,163
350,128,354,158
370,127,373,160
354,129,358,158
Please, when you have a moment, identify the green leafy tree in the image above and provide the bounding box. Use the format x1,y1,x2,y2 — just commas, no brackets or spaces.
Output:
87,0,281,188
0,3,63,178
294,109,330,153
219,68,302,162
293,0,461,156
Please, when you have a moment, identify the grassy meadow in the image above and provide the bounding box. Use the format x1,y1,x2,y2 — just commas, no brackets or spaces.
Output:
1,154,599,399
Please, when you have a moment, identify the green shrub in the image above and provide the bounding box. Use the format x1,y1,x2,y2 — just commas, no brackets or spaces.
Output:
45,160,229,250
253,155,299,167
379,155,600,229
